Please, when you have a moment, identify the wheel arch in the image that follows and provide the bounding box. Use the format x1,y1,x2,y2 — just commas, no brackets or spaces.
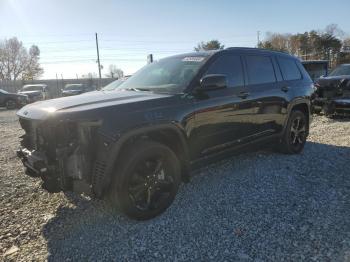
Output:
92,123,190,198
285,99,311,135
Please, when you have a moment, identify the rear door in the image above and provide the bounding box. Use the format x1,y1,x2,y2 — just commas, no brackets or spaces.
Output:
242,54,285,137
275,56,304,125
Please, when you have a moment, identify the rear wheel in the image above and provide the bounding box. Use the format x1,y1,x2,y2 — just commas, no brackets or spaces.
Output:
6,99,16,109
279,110,308,154
109,140,181,220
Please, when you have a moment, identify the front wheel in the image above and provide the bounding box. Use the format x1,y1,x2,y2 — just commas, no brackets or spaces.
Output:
6,99,16,109
109,140,181,220
279,110,308,154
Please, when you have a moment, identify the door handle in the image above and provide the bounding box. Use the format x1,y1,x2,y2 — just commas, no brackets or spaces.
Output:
281,86,290,92
238,91,250,99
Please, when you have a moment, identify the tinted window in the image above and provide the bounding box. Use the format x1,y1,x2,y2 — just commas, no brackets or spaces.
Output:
278,57,302,80
205,55,244,87
329,65,350,76
245,55,276,85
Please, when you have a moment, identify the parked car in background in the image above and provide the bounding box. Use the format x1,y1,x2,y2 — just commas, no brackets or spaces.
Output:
313,64,350,116
61,83,95,97
18,84,48,103
16,48,313,220
0,89,27,109
301,60,328,82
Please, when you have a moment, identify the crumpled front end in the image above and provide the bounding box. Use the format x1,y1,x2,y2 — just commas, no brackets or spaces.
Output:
17,117,101,195
313,77,350,115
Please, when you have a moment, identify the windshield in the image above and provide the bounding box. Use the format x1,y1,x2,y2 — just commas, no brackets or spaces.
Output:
102,79,124,91
64,84,83,91
0,89,9,94
117,55,207,93
22,86,43,91
329,65,350,76
303,63,328,81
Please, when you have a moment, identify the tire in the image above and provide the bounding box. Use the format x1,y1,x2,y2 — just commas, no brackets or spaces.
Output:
279,110,308,154
6,99,16,110
109,140,181,220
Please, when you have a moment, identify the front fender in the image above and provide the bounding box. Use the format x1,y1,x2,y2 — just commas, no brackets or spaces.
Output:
91,122,189,198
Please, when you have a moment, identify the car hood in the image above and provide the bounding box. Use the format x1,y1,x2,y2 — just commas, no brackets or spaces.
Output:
17,90,172,120
62,90,82,93
316,76,350,90
18,90,42,96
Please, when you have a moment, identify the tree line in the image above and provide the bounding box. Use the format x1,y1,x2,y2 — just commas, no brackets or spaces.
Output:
195,24,350,68
0,37,43,81
258,24,350,67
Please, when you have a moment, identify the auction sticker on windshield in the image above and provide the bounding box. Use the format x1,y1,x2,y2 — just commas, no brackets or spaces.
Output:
182,57,205,62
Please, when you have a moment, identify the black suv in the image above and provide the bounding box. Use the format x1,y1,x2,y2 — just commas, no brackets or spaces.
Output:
17,48,313,220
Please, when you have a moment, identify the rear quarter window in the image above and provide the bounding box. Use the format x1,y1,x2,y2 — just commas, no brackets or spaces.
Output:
277,57,302,81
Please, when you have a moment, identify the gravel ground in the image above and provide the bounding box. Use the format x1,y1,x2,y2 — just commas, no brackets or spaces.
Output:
1,109,350,261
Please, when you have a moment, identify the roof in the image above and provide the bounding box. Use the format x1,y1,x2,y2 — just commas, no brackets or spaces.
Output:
165,47,296,61
301,60,329,64
23,84,47,87
224,47,292,56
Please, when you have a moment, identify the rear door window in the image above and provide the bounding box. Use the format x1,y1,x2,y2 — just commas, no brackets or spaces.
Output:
245,55,276,85
277,57,302,81
205,54,244,87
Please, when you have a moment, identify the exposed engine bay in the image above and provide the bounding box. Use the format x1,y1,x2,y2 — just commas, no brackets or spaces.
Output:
17,118,101,195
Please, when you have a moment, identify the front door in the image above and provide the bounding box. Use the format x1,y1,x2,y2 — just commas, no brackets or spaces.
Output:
189,54,253,158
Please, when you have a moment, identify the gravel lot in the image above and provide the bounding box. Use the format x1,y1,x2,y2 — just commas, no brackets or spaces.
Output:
1,108,350,261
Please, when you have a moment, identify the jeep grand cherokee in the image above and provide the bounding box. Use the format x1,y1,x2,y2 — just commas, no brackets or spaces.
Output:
17,48,313,220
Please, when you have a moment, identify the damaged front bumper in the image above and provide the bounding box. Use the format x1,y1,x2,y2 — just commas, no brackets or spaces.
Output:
312,97,350,115
16,117,104,196
17,147,62,192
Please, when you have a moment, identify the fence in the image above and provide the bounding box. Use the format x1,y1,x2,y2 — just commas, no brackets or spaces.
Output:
0,78,115,98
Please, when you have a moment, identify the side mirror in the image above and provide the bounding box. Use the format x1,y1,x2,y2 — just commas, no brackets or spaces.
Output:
200,74,227,91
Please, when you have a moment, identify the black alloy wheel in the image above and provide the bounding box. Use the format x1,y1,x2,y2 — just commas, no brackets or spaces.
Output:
289,115,307,151
128,157,175,211
109,140,181,220
279,110,308,154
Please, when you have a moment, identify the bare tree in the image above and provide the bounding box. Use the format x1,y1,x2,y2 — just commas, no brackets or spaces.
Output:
105,64,124,79
82,72,98,79
0,37,43,80
22,45,43,80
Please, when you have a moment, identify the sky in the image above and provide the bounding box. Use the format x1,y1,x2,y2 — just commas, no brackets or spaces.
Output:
0,0,349,79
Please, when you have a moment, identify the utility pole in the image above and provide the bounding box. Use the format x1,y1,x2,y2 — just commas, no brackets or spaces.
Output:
257,31,261,47
95,33,102,86
56,73,59,95
147,54,153,64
